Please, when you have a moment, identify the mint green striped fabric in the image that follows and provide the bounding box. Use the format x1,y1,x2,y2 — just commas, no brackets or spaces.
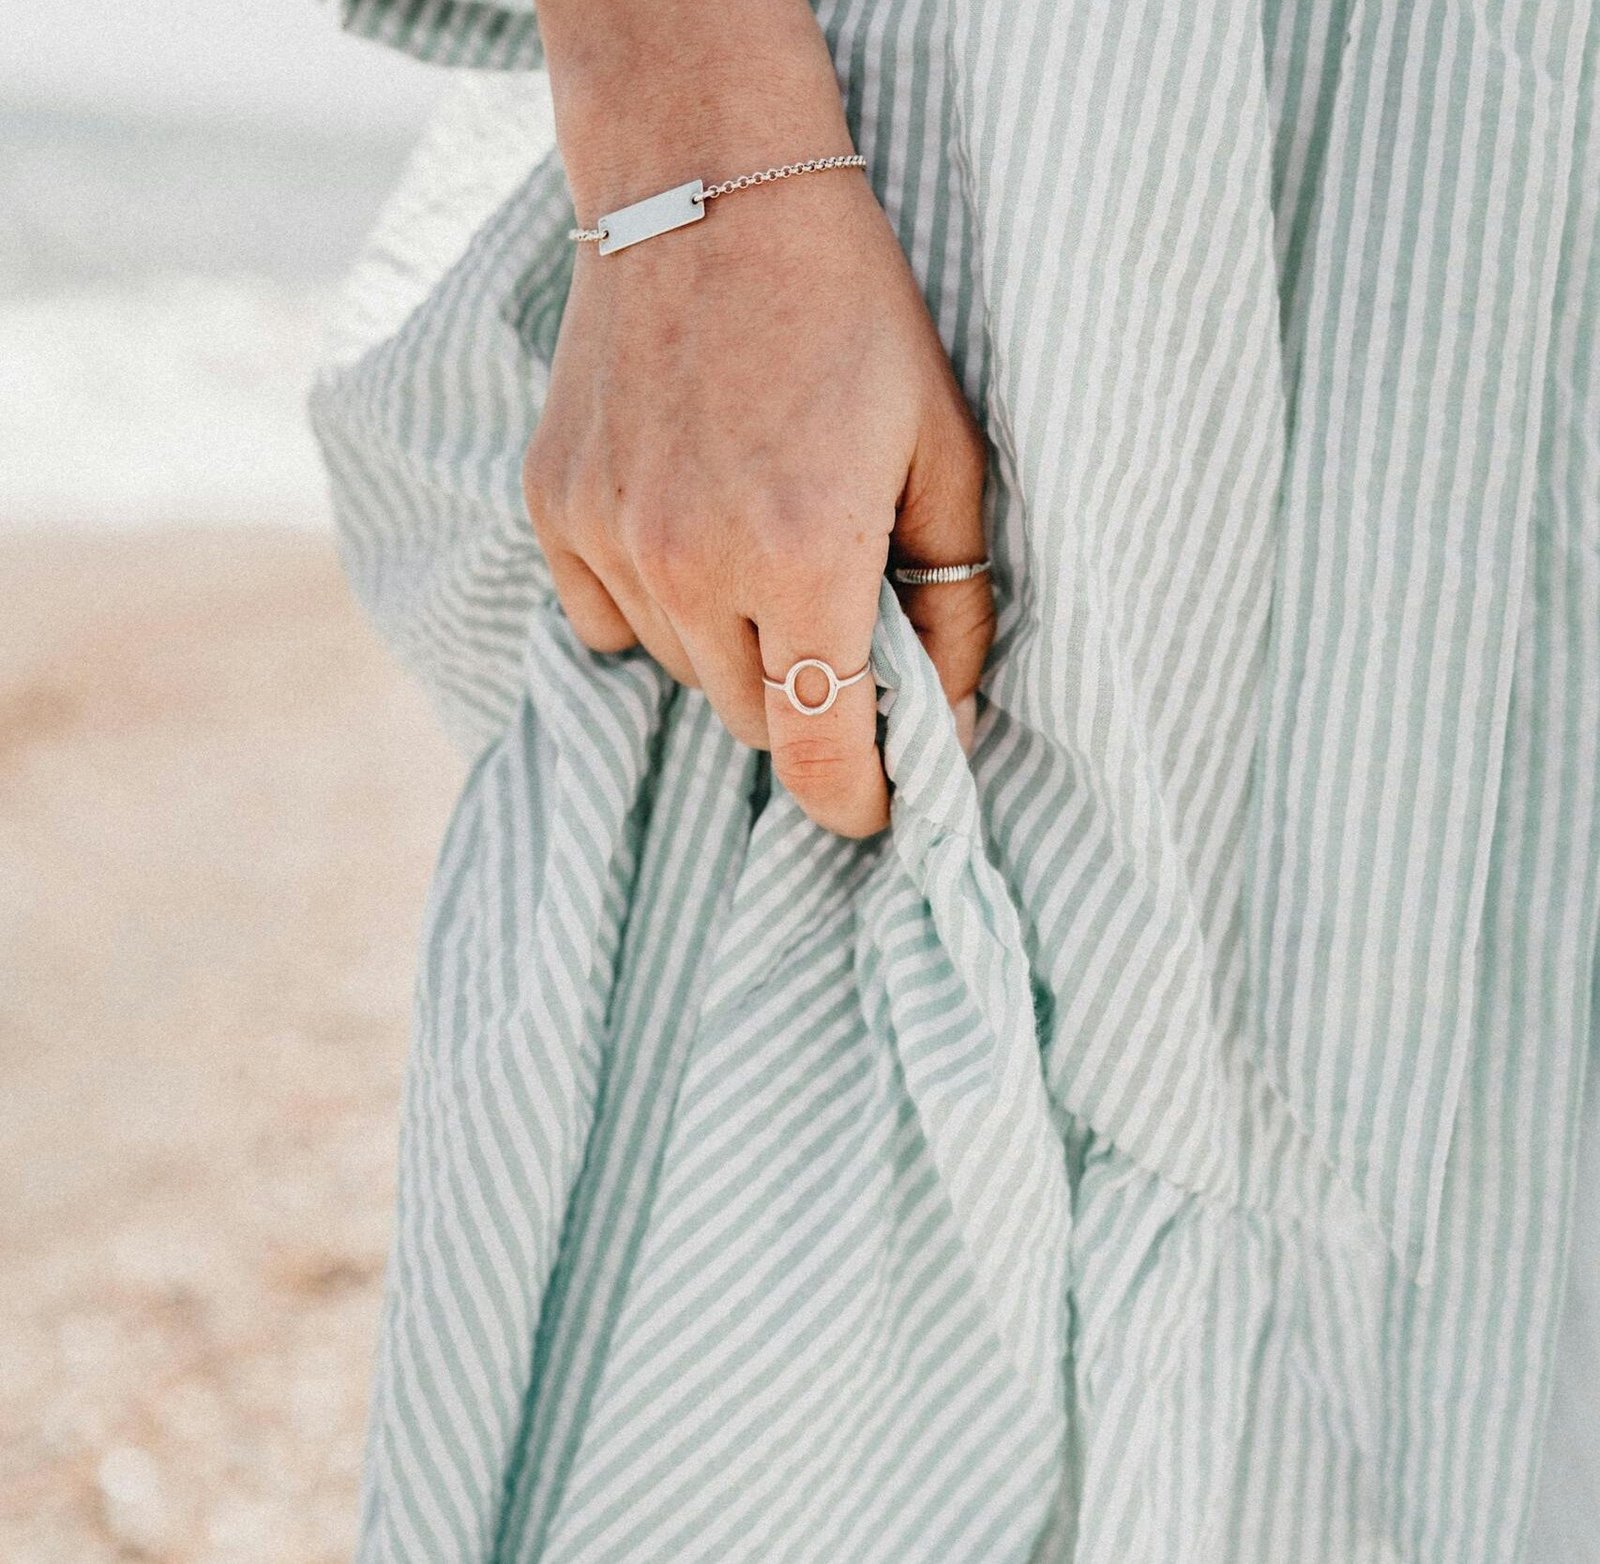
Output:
315,0,1600,1558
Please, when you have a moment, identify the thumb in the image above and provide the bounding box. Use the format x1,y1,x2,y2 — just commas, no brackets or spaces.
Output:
890,413,995,709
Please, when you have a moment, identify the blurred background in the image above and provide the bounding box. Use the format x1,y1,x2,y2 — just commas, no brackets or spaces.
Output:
0,5,547,1557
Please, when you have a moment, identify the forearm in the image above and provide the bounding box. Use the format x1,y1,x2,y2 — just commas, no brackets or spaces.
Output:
534,0,851,214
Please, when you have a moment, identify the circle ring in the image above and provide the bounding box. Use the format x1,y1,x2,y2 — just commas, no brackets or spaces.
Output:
762,657,873,717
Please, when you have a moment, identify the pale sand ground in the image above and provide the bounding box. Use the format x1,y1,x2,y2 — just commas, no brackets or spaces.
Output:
0,529,463,1562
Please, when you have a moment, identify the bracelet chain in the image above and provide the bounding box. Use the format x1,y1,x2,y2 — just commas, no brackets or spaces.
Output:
696,153,866,202
570,153,867,245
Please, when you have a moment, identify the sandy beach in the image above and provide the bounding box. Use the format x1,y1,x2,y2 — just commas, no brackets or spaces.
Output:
0,528,462,1562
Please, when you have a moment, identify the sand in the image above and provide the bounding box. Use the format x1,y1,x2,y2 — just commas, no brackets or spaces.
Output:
0,528,462,1562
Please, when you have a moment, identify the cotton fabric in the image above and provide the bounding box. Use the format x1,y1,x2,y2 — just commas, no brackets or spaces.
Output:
312,1,1600,1558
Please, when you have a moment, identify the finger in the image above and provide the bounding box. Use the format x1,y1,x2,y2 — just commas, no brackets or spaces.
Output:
891,415,995,707
758,588,887,839
548,547,637,654
677,614,770,750
595,554,700,687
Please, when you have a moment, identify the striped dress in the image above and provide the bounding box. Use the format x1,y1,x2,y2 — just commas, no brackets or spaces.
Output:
311,1,1600,1558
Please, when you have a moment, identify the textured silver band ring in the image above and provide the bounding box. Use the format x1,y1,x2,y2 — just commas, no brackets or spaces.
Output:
762,657,873,717
890,558,993,587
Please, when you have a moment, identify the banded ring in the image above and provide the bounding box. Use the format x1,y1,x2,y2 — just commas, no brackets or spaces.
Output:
890,558,992,587
762,657,873,717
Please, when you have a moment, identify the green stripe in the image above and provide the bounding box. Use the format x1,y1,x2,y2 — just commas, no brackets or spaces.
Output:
311,0,1600,1556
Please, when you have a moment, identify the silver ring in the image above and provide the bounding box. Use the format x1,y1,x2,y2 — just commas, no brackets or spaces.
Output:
762,656,873,716
890,558,993,587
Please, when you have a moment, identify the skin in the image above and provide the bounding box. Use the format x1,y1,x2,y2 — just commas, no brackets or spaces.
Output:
525,0,994,837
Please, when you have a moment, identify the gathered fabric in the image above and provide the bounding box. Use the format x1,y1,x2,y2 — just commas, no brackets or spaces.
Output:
313,0,1600,1557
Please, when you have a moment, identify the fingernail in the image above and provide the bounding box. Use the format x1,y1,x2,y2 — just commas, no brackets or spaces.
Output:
954,693,978,755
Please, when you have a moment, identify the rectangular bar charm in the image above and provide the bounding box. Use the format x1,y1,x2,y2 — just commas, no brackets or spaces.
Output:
597,180,705,255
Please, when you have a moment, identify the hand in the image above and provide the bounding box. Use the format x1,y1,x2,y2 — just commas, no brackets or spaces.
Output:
523,0,993,837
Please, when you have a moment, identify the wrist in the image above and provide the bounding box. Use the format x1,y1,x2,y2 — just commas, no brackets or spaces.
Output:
537,0,850,217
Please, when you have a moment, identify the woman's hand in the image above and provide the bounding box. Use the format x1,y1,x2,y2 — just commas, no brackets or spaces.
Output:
524,0,993,837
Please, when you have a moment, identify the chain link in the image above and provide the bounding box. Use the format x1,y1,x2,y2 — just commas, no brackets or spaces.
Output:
695,153,867,204
570,154,866,245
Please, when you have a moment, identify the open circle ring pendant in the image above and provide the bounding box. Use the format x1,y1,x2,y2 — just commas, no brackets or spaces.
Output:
762,657,873,717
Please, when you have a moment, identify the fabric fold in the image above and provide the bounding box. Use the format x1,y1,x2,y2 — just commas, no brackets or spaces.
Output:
861,579,1072,1416
364,608,669,1557
342,0,543,70
1243,0,1593,1280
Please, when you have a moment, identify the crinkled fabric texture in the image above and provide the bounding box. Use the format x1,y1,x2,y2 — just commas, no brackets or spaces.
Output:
315,1,1600,1559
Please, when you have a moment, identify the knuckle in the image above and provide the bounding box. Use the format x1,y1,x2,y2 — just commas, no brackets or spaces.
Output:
945,442,987,506
772,734,862,797
622,509,695,606
521,453,559,537
753,509,827,580
921,410,988,507
949,582,998,647
759,553,838,622
921,597,995,701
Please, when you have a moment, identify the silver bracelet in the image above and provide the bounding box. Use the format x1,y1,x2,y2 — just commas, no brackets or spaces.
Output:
569,154,867,255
